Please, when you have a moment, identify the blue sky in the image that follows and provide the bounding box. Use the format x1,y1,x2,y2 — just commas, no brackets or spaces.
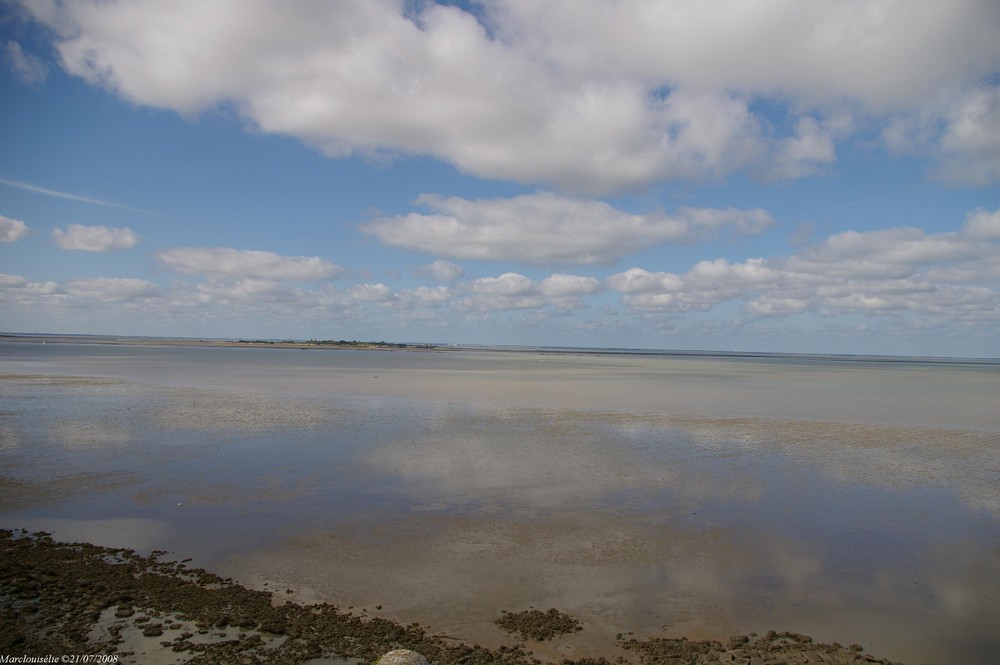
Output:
1,0,999,356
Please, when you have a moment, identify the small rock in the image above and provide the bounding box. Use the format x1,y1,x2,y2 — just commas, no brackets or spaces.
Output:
728,635,750,650
376,649,430,665
142,624,163,637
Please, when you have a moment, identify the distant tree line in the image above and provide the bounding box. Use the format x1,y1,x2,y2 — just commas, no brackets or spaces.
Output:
235,339,433,349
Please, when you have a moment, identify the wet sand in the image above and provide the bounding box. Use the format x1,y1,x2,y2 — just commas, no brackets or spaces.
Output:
1,341,998,664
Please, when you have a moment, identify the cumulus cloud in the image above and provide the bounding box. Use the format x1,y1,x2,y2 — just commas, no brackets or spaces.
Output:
608,207,1000,321
190,279,296,305
784,228,979,279
5,208,999,339
608,260,785,313
412,259,464,282
52,224,141,251
395,285,453,308
934,87,1000,184
348,283,393,302
539,274,602,297
884,85,1000,186
962,208,1000,240
768,116,839,179
3,40,48,85
362,192,773,264
155,247,343,281
606,267,684,295
486,1,999,109
17,0,1000,190
0,215,31,242
458,272,600,312
0,273,59,300
63,278,160,302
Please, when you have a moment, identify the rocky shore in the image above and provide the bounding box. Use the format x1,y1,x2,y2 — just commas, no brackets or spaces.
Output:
1,530,918,665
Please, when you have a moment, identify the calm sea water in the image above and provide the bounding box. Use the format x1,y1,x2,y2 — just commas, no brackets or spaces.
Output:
1,341,998,664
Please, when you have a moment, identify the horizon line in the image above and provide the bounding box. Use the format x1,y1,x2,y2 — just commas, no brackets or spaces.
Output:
1,331,996,364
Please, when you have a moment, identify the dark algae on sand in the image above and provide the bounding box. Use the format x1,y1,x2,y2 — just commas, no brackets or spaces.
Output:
1,529,916,664
495,609,582,641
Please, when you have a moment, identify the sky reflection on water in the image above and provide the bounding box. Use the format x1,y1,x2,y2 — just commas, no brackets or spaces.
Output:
1,342,998,664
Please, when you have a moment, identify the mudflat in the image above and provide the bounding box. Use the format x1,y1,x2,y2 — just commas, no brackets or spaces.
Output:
1,340,998,664
1,529,908,665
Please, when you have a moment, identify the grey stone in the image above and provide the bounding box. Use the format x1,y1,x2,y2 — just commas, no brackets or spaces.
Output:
377,650,430,665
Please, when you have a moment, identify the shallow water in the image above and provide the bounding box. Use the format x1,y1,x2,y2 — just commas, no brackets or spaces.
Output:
1,341,998,664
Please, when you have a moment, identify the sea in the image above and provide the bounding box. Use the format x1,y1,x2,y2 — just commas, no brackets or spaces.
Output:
1,339,998,664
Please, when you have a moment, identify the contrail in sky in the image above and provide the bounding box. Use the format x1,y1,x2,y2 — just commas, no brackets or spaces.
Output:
0,176,173,220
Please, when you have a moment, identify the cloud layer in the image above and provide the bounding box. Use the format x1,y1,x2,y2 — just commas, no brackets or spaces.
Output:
458,272,601,312
607,210,1000,323
4,206,998,346
18,0,1000,191
363,193,773,264
155,247,343,281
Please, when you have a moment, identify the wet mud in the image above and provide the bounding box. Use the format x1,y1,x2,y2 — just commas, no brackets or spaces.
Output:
2,530,918,665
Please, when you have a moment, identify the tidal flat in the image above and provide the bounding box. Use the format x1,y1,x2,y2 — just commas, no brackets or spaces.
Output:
1,340,998,664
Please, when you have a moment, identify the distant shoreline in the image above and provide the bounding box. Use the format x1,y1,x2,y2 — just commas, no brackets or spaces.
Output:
0,333,437,352
2,332,997,365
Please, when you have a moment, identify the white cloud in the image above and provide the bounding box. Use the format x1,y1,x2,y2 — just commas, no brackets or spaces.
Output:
155,247,343,281
395,285,453,308
468,273,535,296
486,1,1000,109
348,283,393,303
0,215,31,242
412,259,464,282
63,278,160,302
785,228,980,279
674,207,775,237
539,274,601,297
192,279,294,304
608,208,1000,320
170,279,397,318
5,209,999,345
606,267,683,295
3,40,48,85
689,258,783,285
363,192,773,264
768,116,839,179
962,208,1000,240
884,85,1000,186
52,224,141,251
20,0,1000,190
458,271,598,312
932,86,1000,186
0,273,59,300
